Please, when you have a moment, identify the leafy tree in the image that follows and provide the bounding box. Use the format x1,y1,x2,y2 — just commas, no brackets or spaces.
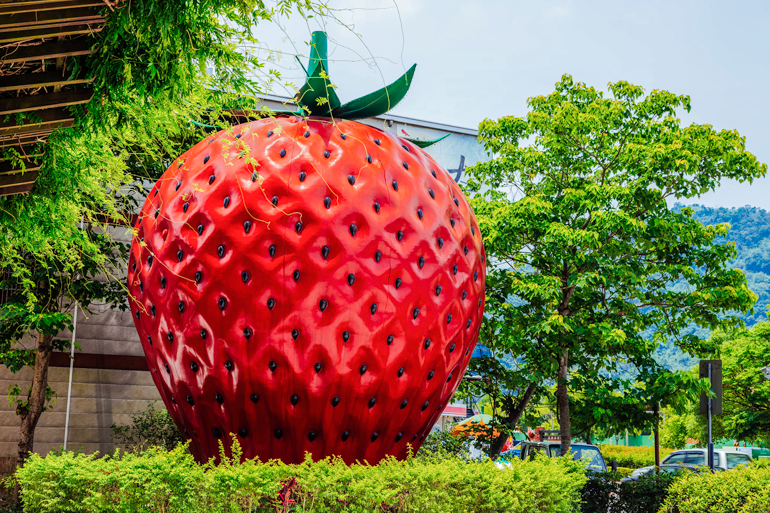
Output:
0,0,314,476
467,74,765,456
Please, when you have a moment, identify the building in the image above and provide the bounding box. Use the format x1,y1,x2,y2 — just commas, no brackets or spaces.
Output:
0,97,489,457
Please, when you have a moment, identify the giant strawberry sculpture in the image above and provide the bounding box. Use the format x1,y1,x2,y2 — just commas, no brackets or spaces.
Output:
127,32,486,464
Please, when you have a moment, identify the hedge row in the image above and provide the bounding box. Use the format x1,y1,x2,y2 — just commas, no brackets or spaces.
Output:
597,445,673,469
15,443,586,513
660,461,770,513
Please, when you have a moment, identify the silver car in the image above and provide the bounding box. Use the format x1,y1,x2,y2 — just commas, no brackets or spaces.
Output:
661,449,752,470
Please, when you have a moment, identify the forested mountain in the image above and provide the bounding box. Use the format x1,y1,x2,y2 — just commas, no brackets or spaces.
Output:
656,204,770,370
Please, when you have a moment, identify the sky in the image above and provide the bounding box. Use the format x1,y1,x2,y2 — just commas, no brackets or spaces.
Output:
252,0,770,209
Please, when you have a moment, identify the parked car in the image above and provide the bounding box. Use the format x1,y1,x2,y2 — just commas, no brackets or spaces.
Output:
621,463,724,483
518,441,608,472
661,449,752,470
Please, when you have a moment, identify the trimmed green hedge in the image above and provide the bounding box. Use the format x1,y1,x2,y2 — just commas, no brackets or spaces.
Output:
15,443,586,512
660,461,770,513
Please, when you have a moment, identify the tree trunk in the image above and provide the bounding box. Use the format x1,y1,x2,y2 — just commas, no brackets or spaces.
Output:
488,382,539,460
556,347,571,457
13,332,54,500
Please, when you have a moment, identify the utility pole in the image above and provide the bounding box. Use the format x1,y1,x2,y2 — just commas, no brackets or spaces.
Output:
700,360,723,471
654,403,660,468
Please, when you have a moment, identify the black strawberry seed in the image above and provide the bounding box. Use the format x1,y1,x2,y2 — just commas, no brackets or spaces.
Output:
135,310,140,319
177,250,183,262
371,432,379,442
216,393,223,404
387,335,394,345
392,181,398,191
431,170,437,178
322,246,329,259
154,190,158,196
217,245,225,258
397,231,404,241
267,130,274,137
347,274,355,286
292,329,299,340
438,237,444,249
424,338,430,349
449,343,456,353
213,428,222,438
236,133,242,139
370,303,377,315
274,429,282,439
178,302,185,313
395,433,403,442
395,278,402,289
412,435,418,442
238,429,248,438
454,198,460,207
319,299,328,312
419,257,425,268
195,271,202,283
348,175,355,185
218,297,226,310
427,371,434,380
244,221,252,234
472,226,476,236
332,396,340,407
267,298,275,310
148,255,152,266
299,171,306,182
429,189,435,199
269,245,276,257
304,131,310,138
244,328,252,339
183,202,189,213
293,270,300,282
154,210,159,219
324,150,330,158
204,156,210,164
400,400,408,409
447,314,452,324
139,282,143,292
147,336,152,346
197,224,204,235
291,395,299,406
342,331,350,342
436,285,441,296
350,224,357,236
422,401,429,411
366,155,372,164
360,364,367,375
341,431,349,441
324,197,331,209
464,246,469,255
374,202,380,213
280,149,286,158
200,329,207,339
479,299,483,307
462,291,467,300
467,319,472,328
165,364,170,373
308,432,317,441
417,208,423,219
474,271,479,281
453,265,458,275
340,133,347,140
151,305,156,315
225,360,233,371
269,361,277,371
251,394,259,403
295,222,303,233
368,398,376,408
451,218,455,228
402,145,409,152
447,374,453,382
398,367,405,377
209,175,215,185
251,172,257,182
272,196,278,206
223,196,230,208
375,251,382,262
402,162,409,170
314,362,322,373
132,262,136,271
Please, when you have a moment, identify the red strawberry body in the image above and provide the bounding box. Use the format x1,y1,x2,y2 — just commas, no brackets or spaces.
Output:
127,116,486,464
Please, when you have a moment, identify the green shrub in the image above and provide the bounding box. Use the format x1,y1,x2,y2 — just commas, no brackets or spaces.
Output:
111,401,184,453
417,428,473,461
660,461,770,513
581,470,678,513
598,445,674,469
615,466,634,477
16,442,586,512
